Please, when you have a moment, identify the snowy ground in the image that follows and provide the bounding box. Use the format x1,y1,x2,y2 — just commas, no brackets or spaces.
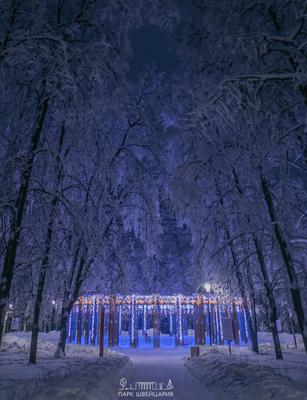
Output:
0,331,307,400
187,332,307,400
0,332,128,400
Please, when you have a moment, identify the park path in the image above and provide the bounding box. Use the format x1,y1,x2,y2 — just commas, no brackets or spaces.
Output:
31,347,214,400
119,347,215,400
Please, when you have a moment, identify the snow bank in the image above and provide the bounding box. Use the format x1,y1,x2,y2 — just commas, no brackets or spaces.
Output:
0,332,128,400
32,353,131,400
186,343,307,400
257,331,304,352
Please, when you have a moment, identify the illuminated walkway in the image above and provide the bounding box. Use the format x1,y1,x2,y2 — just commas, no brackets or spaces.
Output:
31,347,214,400
120,347,215,400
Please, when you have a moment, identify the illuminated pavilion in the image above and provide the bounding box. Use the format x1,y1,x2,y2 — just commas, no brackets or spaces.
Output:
68,294,249,348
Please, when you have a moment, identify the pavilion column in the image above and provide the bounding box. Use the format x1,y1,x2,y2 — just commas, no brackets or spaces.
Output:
194,302,200,345
153,296,160,347
207,300,212,346
118,304,122,345
91,297,97,346
130,296,137,347
76,300,82,344
99,304,105,357
194,297,205,345
134,304,138,347
242,304,248,343
216,299,222,345
108,296,118,347
108,303,113,346
129,299,132,346
243,305,249,342
199,297,205,345
68,305,74,343
84,303,89,345
176,297,183,345
114,300,119,346
211,303,217,344
232,302,239,344
73,304,78,343
143,304,146,335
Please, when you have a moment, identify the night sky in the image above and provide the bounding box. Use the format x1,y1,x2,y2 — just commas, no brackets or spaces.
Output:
129,24,178,79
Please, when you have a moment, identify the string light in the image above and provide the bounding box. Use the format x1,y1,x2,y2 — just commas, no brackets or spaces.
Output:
244,307,249,339
178,295,183,343
144,304,147,332
91,296,95,343
68,310,72,340
131,295,135,344
219,303,223,341
70,293,246,348
215,303,219,344
118,304,122,334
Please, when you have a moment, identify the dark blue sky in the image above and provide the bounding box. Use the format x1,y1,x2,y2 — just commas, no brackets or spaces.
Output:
129,25,178,79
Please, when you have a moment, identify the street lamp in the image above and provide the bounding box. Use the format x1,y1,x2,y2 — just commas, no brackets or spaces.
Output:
203,283,211,293
51,300,56,331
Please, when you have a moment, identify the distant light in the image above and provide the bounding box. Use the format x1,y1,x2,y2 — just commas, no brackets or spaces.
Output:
203,283,211,292
52,300,56,305
9,304,13,310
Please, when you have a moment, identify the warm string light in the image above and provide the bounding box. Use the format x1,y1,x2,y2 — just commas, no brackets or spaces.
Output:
182,304,194,314
74,294,243,307
160,304,175,315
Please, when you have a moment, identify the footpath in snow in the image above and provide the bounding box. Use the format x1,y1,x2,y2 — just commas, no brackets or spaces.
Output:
119,347,216,400
19,346,209,400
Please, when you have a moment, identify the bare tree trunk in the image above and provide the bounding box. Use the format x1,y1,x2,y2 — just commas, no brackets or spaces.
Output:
259,167,307,352
228,238,259,353
28,219,53,364
231,167,282,357
245,259,258,346
217,180,259,353
28,123,65,364
253,235,283,359
55,304,71,358
0,0,18,63
55,251,86,358
0,85,48,347
54,219,113,358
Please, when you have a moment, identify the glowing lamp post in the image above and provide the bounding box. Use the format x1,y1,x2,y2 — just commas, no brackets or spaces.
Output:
203,283,211,293
51,300,56,331
202,283,213,346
